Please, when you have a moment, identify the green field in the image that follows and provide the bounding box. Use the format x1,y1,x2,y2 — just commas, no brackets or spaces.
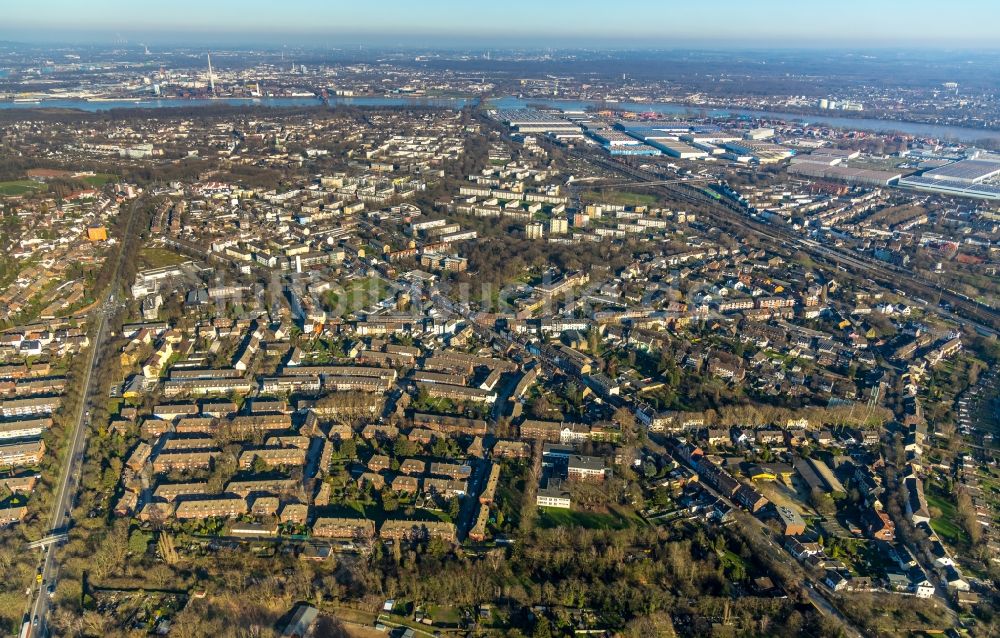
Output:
926,492,970,548
80,173,118,187
580,190,659,208
0,180,46,196
139,247,190,269
325,276,391,316
537,506,638,530
424,605,462,625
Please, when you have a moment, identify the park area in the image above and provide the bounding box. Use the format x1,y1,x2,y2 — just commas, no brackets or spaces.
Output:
324,276,391,316
580,190,659,208
139,246,190,269
0,180,46,196
537,505,640,530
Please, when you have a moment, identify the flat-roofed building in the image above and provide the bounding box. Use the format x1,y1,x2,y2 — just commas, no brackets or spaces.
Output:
788,162,903,186
775,505,806,535
922,158,1000,183
536,478,572,509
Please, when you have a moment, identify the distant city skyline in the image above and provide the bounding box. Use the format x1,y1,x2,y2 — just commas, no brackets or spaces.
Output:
2,0,1000,48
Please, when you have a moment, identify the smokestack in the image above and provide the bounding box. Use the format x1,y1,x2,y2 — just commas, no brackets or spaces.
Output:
207,52,215,95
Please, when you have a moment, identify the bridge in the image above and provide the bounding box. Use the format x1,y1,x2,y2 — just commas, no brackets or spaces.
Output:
573,176,713,189
26,532,68,550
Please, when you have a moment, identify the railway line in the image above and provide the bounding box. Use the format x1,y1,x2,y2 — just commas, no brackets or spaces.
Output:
573,149,1000,336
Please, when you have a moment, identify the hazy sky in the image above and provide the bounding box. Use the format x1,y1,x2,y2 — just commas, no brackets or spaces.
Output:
2,0,999,48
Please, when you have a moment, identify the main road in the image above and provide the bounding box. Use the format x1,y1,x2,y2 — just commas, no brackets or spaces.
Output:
26,198,142,637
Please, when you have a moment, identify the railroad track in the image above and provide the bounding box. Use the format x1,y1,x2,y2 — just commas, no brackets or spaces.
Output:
573,149,1000,335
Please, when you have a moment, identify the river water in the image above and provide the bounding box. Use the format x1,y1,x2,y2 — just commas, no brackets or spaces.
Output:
2,94,998,144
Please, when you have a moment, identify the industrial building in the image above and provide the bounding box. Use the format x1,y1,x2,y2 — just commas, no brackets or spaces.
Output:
898,158,1000,200
648,139,708,159
788,162,904,186
587,128,661,156
493,109,583,135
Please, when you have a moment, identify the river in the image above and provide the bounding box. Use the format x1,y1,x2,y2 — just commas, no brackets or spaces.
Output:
1,94,998,144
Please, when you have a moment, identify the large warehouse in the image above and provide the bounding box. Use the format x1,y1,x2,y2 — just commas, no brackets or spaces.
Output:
788,162,904,186
920,158,1000,183
898,157,1000,200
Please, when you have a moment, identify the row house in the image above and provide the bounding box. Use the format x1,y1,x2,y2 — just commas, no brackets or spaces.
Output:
225,478,299,498
423,477,468,497
238,446,307,470
0,439,46,467
312,517,377,539
153,481,211,502
410,413,487,436
174,495,248,520
0,395,61,417
0,417,51,440
152,450,217,473
379,519,456,542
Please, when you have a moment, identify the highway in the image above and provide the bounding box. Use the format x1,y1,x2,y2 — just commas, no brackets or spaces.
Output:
25,199,142,637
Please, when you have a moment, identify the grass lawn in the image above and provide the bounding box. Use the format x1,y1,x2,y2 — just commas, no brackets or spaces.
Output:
319,606,379,630
496,482,524,532
0,180,47,196
139,247,189,269
80,173,117,187
326,276,391,316
926,491,970,548
106,397,124,415
537,505,638,530
425,605,462,625
581,190,659,208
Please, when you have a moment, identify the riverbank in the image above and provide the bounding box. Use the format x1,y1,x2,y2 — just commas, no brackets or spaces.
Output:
1,94,999,145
